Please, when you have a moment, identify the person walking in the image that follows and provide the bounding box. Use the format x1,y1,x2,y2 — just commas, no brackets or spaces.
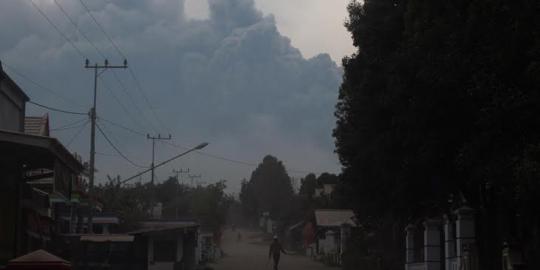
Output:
268,235,287,270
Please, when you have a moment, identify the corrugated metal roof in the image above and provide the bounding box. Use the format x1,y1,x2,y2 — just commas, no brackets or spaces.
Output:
314,209,357,227
129,221,199,235
80,234,134,242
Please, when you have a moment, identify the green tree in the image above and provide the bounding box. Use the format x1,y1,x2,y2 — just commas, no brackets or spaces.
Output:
239,155,294,220
298,173,317,200
334,0,540,268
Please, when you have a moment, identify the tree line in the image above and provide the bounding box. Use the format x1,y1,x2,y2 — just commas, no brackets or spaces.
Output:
94,178,233,233
239,155,339,229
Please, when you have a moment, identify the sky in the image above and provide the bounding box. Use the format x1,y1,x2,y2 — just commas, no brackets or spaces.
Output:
0,0,355,193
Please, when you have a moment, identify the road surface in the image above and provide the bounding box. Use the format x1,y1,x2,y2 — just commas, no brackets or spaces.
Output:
210,229,338,270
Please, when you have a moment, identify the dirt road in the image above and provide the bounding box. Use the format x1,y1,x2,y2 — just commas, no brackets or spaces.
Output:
210,229,337,270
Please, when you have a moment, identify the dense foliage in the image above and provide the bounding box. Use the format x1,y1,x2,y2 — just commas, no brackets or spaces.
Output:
239,155,296,220
95,177,233,232
298,172,339,209
334,0,540,269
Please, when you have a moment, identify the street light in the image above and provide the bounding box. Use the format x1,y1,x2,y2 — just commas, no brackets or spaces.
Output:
120,142,209,185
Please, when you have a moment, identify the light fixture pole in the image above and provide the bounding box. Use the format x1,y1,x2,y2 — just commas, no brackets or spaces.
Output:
121,142,208,185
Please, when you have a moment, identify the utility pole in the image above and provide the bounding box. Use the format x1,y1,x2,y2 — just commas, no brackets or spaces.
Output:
187,174,202,186
147,134,172,184
172,168,189,183
85,59,127,234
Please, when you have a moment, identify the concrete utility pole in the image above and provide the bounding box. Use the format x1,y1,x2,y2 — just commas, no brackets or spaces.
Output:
172,168,189,183
85,59,127,234
187,174,202,186
147,134,172,184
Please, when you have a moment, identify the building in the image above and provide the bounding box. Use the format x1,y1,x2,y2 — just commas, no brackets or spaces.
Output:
128,221,200,270
404,207,477,270
0,61,84,266
0,62,27,132
72,234,135,270
311,209,357,265
196,227,221,264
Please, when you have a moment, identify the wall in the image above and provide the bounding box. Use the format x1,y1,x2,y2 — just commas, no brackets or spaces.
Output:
0,78,25,132
0,171,18,266
318,230,337,254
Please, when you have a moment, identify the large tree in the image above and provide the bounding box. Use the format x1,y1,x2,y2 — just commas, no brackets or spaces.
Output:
334,0,540,268
239,155,294,220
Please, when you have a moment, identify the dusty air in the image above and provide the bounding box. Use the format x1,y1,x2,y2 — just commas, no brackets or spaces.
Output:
1,0,538,270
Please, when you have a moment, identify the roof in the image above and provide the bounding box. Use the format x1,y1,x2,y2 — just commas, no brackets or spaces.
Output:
314,209,357,227
129,221,199,235
80,234,134,242
24,115,49,136
8,249,69,264
0,128,83,172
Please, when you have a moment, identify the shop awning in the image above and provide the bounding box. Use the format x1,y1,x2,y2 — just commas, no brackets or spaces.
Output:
80,235,134,242
0,129,83,172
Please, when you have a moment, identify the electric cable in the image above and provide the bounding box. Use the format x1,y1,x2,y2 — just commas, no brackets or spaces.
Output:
96,123,149,169
28,100,87,115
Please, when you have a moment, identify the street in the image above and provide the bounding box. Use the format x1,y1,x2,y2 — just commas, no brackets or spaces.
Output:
210,229,338,270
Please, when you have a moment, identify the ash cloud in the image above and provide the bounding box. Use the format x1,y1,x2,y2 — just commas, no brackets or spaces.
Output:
0,0,342,188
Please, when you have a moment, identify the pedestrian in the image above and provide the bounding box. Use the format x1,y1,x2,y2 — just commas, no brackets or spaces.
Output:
268,235,287,270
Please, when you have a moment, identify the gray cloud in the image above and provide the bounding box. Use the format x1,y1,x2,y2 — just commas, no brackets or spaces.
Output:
0,0,342,192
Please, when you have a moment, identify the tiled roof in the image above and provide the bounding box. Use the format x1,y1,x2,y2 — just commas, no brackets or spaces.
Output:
24,114,49,136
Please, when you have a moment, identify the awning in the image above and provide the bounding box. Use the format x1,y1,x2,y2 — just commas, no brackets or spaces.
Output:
7,249,71,270
0,129,83,172
129,221,199,235
80,235,134,242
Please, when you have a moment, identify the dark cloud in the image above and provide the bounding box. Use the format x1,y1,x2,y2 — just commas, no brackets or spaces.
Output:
0,0,342,190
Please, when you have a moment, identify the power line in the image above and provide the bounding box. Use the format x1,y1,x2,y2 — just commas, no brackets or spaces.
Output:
51,118,88,131
98,78,151,133
76,0,170,134
28,100,87,115
96,123,148,169
66,120,89,146
161,140,256,166
30,0,85,58
77,0,126,59
2,63,85,107
52,0,159,134
161,140,317,175
53,0,108,59
96,151,119,157
98,117,146,137
127,68,171,134
106,71,161,133
54,0,159,133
